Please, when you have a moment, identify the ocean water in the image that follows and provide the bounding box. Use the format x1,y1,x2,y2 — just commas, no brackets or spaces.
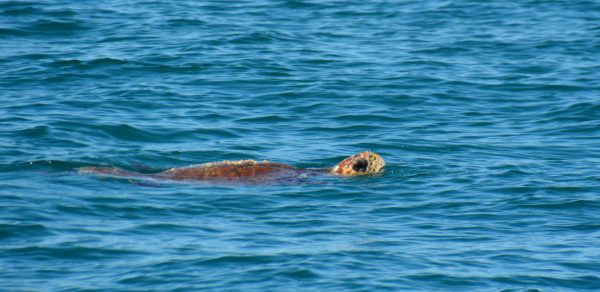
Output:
1,0,599,290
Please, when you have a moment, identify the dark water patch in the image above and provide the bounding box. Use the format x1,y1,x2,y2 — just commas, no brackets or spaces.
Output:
199,254,279,266
5,245,146,261
39,73,110,83
541,101,600,122
491,275,600,290
517,199,599,210
46,121,242,143
15,125,50,138
129,62,213,74
278,0,328,9
229,31,295,45
47,58,130,70
101,124,174,142
13,52,62,61
0,27,27,36
556,222,600,232
301,125,384,133
24,19,89,35
53,204,108,218
97,34,156,44
296,57,341,65
0,1,39,10
1,6,76,17
334,114,399,123
557,261,600,273
120,222,213,235
411,46,474,57
539,123,600,137
165,18,207,27
0,160,86,172
110,88,186,100
484,82,592,92
0,223,54,241
406,273,481,288
274,268,320,280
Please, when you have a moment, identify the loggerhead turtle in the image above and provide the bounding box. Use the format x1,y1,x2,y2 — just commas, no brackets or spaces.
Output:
78,151,385,183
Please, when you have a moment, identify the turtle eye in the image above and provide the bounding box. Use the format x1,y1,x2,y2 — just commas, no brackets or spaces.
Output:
352,159,369,172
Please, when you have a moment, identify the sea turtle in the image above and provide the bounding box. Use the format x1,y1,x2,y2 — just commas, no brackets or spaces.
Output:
78,151,385,183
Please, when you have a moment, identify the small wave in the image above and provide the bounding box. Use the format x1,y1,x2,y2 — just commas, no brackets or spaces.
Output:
101,124,175,142
334,114,398,123
41,72,109,83
165,18,207,27
274,268,320,279
24,19,88,34
289,102,327,113
407,273,481,288
6,245,146,260
1,6,76,17
0,27,26,36
198,254,277,266
484,82,590,92
410,46,473,56
542,101,600,122
235,115,292,123
278,0,328,9
47,58,130,70
301,125,384,133
518,199,599,210
124,223,219,235
229,30,294,45
131,62,213,74
0,223,54,240
0,1,37,9
15,125,50,138
491,275,600,290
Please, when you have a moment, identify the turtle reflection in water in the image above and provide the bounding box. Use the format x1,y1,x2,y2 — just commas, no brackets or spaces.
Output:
79,151,385,184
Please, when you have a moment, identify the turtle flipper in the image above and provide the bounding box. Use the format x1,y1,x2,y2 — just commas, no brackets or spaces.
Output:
78,166,138,177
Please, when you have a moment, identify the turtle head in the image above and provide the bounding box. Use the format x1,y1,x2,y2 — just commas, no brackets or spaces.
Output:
331,151,385,176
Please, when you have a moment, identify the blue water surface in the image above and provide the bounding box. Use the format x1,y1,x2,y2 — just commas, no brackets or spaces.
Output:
1,0,600,290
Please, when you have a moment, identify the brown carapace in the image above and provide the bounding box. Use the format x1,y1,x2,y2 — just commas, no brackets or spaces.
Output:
78,151,385,182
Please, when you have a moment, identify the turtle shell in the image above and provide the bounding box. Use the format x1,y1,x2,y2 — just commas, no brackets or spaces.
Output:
162,160,299,181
